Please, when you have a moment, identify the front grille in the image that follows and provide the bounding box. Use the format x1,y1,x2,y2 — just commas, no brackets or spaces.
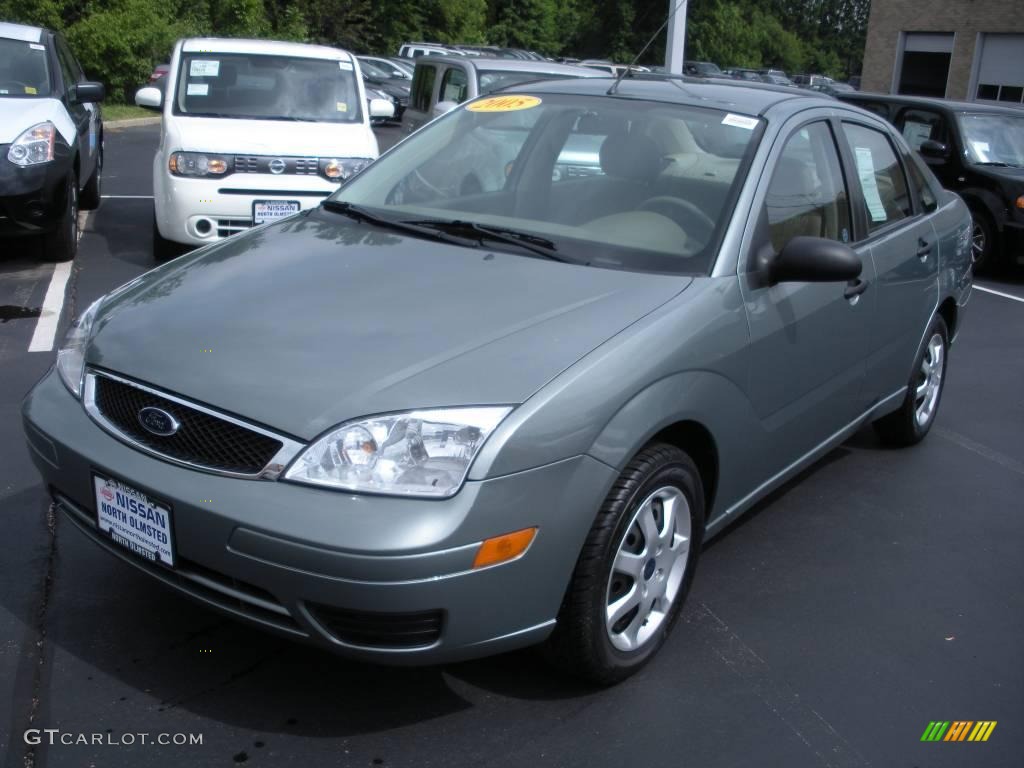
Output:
309,605,444,649
233,155,321,176
215,217,251,238
91,374,282,475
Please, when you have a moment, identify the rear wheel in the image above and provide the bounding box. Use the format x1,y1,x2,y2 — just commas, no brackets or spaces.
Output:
874,315,949,446
39,174,78,262
969,209,997,273
543,443,704,685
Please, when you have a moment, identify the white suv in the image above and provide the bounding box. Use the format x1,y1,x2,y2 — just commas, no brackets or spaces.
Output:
135,37,392,259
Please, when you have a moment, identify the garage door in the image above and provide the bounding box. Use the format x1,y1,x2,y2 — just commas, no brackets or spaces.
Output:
974,34,1024,104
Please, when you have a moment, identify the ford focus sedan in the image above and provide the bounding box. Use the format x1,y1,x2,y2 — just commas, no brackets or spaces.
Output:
23,78,973,683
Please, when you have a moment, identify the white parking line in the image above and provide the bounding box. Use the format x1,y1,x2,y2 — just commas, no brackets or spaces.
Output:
974,285,1024,304
100,195,153,199
27,261,73,353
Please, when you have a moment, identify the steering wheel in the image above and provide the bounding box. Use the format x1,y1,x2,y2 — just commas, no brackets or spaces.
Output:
638,196,716,242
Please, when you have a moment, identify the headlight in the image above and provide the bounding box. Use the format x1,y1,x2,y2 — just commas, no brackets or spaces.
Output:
284,407,511,498
168,151,229,177
8,122,56,166
320,158,371,181
56,298,103,398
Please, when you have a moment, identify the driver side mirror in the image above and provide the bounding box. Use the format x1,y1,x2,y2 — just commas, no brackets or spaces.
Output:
918,139,949,160
761,236,862,285
433,100,458,118
71,81,105,104
135,86,163,111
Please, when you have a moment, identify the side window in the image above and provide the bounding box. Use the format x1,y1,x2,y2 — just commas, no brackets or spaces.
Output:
439,66,468,104
903,150,938,212
765,122,852,253
841,123,913,231
898,109,947,151
410,65,437,112
53,37,80,92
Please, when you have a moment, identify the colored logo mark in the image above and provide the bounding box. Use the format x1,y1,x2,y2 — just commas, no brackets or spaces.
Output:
921,721,997,742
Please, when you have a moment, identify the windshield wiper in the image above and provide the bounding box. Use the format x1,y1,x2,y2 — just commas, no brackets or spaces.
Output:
321,201,470,245
406,219,568,262
973,161,1019,167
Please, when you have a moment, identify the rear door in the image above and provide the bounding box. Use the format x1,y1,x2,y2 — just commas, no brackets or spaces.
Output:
404,61,439,134
837,118,938,401
739,115,873,473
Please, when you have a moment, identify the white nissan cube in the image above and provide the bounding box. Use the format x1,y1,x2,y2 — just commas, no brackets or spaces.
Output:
135,38,393,259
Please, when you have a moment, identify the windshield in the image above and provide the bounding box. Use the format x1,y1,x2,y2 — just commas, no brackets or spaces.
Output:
175,53,362,122
0,38,51,98
327,93,762,275
958,113,1024,167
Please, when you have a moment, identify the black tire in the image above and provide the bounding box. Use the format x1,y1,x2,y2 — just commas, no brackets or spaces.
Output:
80,143,102,210
152,213,182,262
543,443,704,685
969,209,997,273
874,315,949,447
40,174,78,262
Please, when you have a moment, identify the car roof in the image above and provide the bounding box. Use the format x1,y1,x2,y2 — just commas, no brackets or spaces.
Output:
423,56,603,77
0,21,45,43
180,37,355,62
838,91,1024,116
512,76,830,116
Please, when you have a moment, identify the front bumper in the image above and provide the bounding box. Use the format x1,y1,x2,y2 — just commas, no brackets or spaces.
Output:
23,368,616,663
154,171,342,247
0,141,74,237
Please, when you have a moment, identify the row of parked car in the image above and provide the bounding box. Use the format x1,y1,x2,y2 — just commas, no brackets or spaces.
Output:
2,23,1022,271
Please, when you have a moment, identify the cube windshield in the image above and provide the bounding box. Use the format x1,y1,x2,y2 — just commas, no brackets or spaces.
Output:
330,93,763,275
0,38,51,98
174,53,362,123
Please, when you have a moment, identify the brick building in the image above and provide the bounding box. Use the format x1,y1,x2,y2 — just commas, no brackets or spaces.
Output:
861,0,1024,104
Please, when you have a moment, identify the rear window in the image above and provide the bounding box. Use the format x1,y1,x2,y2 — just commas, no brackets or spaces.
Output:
174,53,362,123
0,37,51,97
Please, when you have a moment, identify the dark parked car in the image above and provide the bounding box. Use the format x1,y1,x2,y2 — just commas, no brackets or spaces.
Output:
836,92,1024,270
25,77,972,684
0,20,104,262
358,58,410,120
683,61,723,77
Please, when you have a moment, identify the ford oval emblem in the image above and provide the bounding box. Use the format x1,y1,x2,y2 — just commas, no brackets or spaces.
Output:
138,407,180,437
269,158,286,174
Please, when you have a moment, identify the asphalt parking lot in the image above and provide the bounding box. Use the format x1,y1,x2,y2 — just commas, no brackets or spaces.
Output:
1,123,1022,768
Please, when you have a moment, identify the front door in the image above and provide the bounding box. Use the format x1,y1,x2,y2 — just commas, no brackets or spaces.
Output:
739,118,873,477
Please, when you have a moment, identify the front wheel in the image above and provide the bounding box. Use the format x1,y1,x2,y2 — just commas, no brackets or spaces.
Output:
873,316,949,446
543,443,704,685
969,210,997,273
39,174,78,262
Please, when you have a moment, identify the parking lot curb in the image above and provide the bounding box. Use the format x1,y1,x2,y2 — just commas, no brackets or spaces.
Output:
105,116,161,128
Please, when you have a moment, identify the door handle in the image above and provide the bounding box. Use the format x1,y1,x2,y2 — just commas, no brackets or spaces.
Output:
844,278,869,301
916,237,932,260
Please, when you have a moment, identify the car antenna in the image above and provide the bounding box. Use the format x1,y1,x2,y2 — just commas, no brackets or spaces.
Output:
608,0,689,95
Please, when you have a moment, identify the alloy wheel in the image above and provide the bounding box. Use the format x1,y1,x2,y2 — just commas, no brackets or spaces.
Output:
971,222,986,264
914,333,944,427
605,485,691,652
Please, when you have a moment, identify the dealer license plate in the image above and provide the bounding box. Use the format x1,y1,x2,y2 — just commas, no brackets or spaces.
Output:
252,200,300,225
94,474,175,568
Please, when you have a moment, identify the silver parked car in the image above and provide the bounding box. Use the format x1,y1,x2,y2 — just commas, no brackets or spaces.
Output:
401,56,601,134
23,77,973,683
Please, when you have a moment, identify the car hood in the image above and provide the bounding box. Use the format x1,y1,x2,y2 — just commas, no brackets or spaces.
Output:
167,115,379,158
87,211,692,440
0,97,76,145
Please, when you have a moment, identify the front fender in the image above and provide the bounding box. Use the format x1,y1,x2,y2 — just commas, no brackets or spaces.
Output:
959,187,1008,231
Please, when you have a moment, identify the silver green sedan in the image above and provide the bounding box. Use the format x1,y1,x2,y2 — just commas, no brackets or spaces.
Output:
23,77,973,684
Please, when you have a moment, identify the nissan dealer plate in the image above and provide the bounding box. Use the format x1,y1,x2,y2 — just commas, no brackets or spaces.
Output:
94,473,175,567
252,200,300,225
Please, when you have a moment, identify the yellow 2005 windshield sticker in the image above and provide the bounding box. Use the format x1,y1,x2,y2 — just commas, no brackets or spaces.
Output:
467,95,541,113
